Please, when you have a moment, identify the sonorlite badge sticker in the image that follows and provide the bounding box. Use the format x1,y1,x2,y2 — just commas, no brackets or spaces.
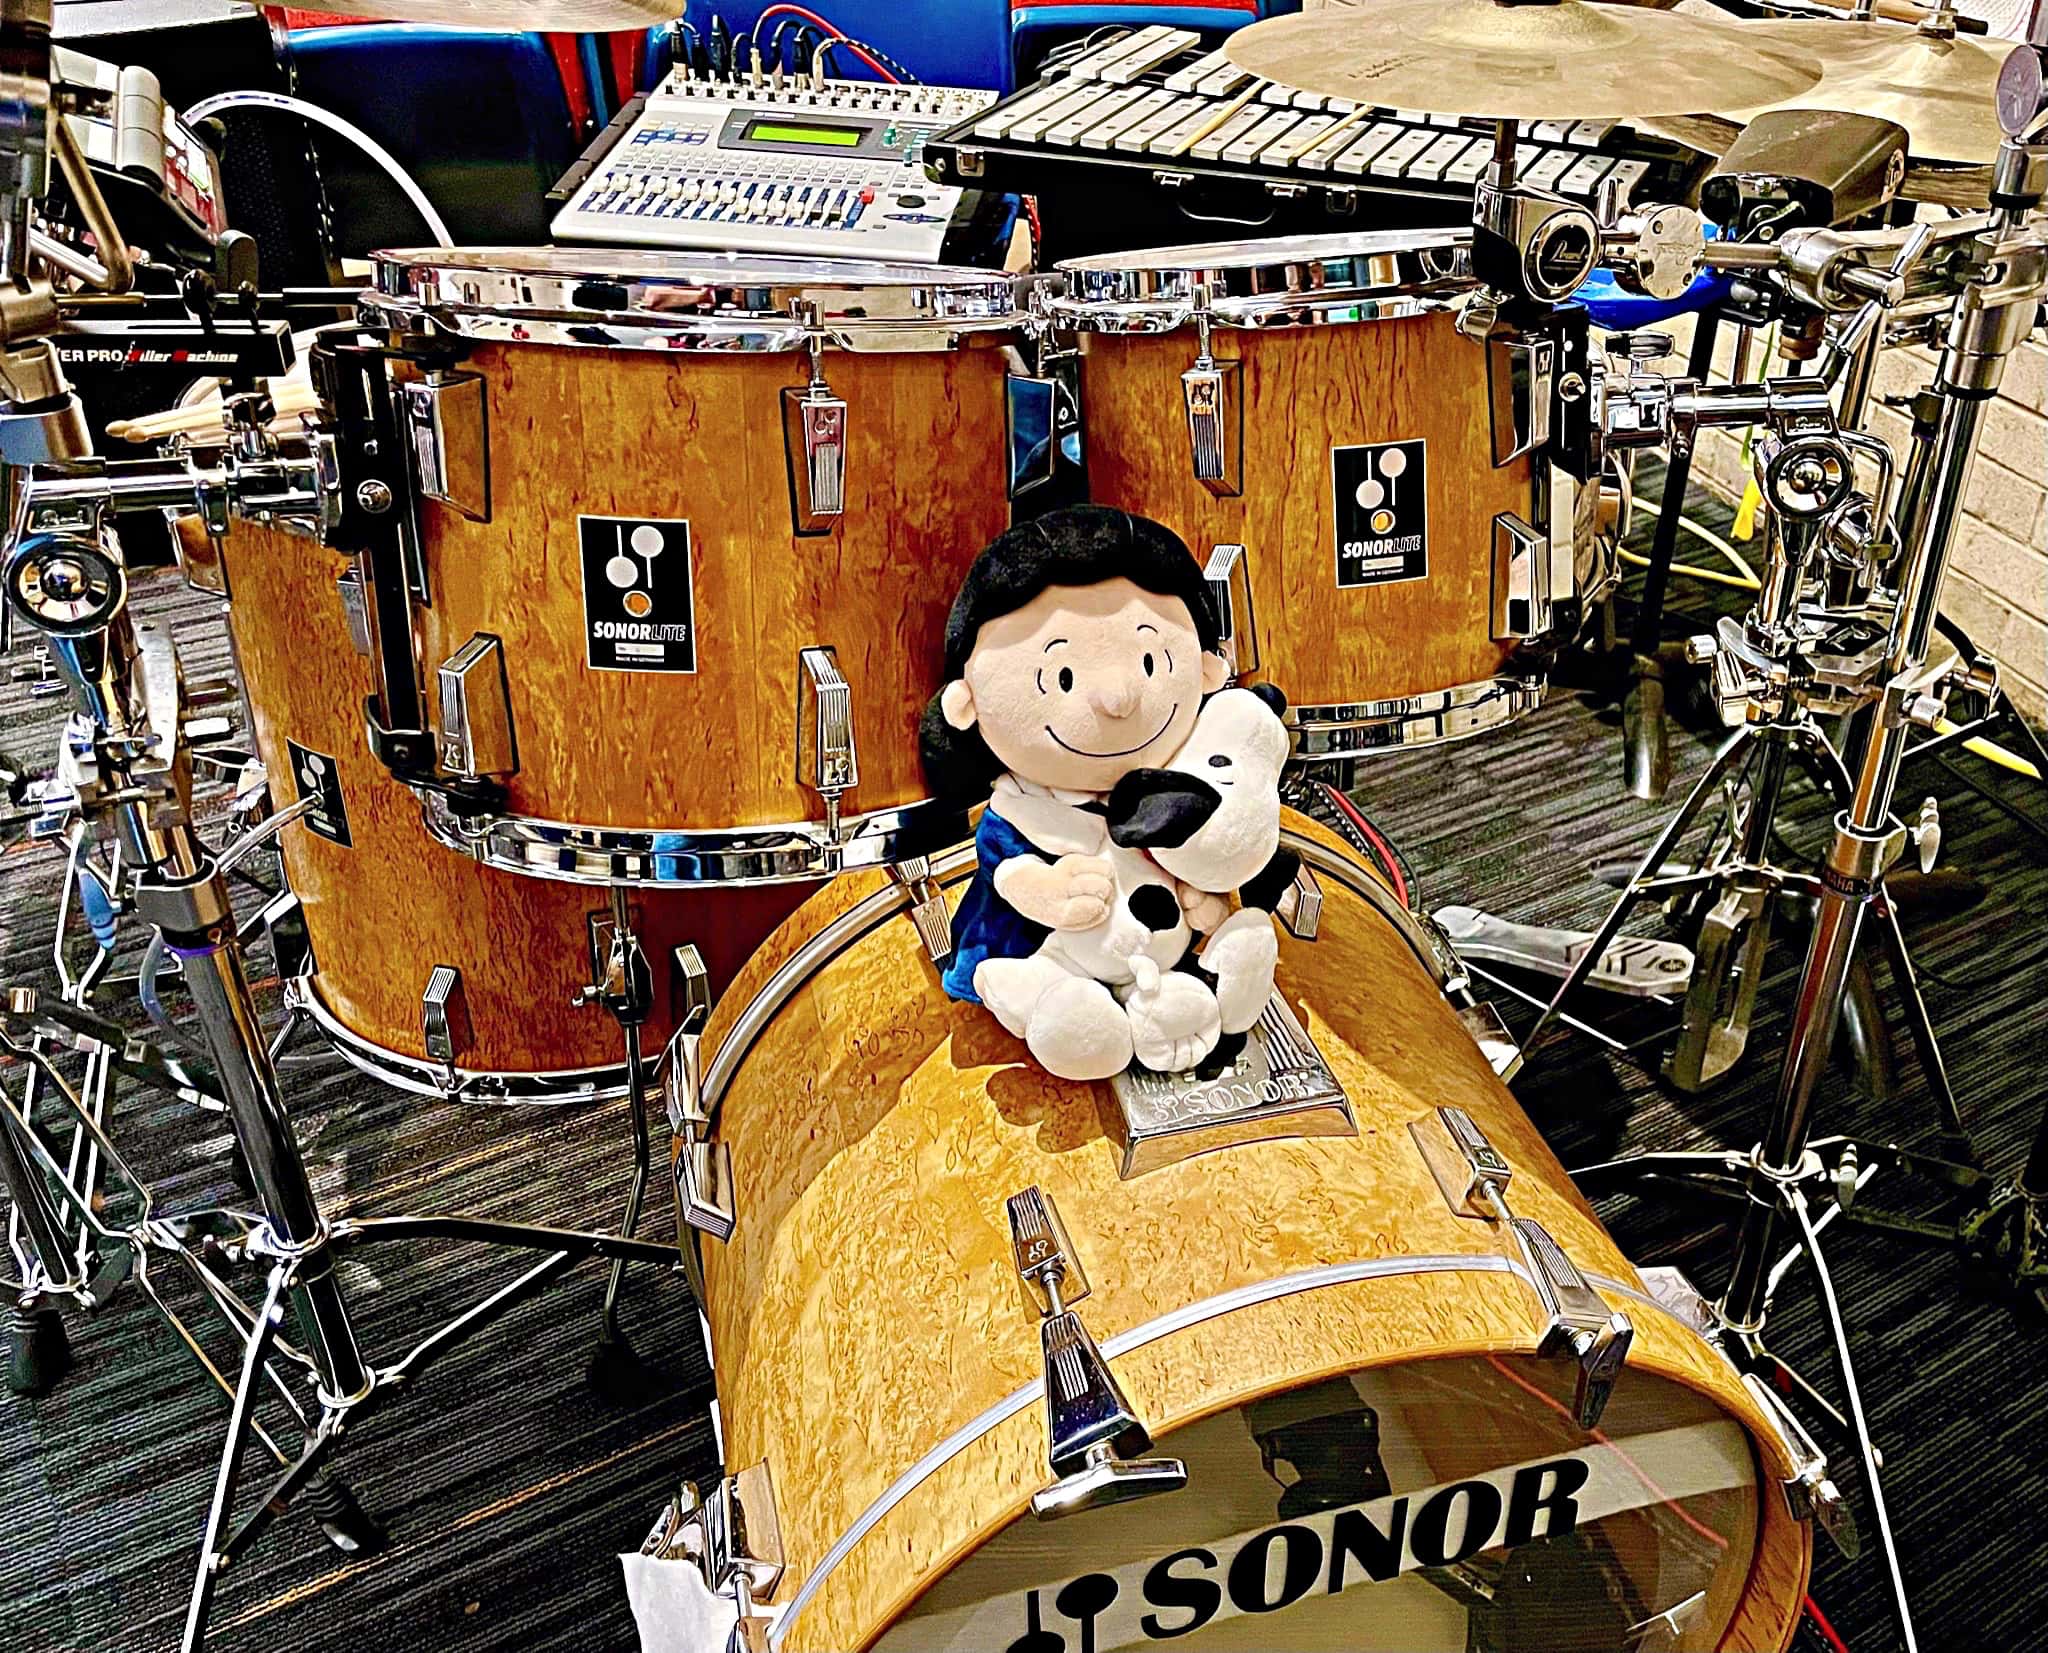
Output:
579,515,696,674
285,740,351,848
1332,439,1427,589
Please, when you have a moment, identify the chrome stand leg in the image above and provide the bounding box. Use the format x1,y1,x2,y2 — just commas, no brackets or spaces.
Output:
600,1021,651,1345
1872,891,1968,1154
182,1263,290,1653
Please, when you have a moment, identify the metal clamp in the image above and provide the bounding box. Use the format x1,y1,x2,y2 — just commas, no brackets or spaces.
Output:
663,946,732,1243
1409,1105,1632,1427
795,645,858,840
782,306,847,532
1007,1186,1187,1520
890,856,952,964
1180,304,1242,497
1202,542,1258,680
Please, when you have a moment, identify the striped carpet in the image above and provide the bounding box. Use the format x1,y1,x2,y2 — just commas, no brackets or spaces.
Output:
3,491,2045,1653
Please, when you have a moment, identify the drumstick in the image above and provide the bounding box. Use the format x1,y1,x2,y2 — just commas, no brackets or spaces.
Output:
107,380,323,444
1157,81,1263,159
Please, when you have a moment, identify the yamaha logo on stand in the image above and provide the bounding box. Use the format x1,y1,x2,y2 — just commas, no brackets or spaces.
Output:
1331,439,1428,589
579,515,697,673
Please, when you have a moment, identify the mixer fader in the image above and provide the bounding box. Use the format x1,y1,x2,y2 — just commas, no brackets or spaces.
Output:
550,72,998,261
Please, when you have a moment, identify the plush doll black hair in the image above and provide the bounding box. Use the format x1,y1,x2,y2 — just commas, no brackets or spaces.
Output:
918,505,1222,803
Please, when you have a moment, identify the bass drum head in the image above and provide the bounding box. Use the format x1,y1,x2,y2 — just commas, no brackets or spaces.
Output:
877,1353,1762,1652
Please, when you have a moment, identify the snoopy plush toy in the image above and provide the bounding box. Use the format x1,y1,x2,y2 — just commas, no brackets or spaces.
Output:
920,506,1293,1082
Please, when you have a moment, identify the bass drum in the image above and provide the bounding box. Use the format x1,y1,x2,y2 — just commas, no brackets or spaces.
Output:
697,815,1810,1651
216,517,809,1099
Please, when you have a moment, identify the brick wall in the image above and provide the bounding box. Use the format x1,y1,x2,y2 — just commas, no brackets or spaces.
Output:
1651,314,2048,718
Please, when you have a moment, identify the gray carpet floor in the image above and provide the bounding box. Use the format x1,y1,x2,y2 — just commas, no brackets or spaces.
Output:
3,489,2045,1652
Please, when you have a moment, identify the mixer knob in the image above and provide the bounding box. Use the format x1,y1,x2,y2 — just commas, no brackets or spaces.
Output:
682,179,703,202
720,180,740,205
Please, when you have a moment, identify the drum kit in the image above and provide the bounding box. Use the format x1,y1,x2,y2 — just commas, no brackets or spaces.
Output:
0,0,2042,1649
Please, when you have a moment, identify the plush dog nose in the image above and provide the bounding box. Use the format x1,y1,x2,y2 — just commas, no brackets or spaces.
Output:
1106,770,1224,849
1089,672,1143,720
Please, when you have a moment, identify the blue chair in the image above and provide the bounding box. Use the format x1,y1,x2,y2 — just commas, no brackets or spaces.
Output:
286,25,579,251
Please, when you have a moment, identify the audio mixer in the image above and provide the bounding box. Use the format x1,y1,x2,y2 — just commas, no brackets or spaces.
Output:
549,72,999,262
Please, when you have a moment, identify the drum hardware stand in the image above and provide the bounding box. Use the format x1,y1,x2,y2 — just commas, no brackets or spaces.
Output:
1561,100,2048,1651
1005,1185,1188,1518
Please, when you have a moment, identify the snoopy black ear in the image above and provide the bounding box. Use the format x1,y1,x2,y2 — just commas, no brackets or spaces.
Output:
1248,682,1287,718
1107,770,1223,849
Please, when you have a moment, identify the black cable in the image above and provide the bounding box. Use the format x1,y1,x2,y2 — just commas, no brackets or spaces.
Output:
1934,752,2048,847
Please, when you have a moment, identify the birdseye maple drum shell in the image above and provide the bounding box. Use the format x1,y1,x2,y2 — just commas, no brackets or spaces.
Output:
216,519,811,1077
697,813,1810,1652
1076,311,1528,709
409,339,1014,834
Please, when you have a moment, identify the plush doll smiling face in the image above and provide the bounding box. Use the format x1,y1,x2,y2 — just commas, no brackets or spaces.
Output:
940,576,1228,794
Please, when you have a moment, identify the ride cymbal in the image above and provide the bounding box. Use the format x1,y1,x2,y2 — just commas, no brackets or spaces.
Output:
1224,0,1825,122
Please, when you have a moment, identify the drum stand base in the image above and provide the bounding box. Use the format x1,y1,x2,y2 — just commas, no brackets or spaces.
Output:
4,1299,72,1396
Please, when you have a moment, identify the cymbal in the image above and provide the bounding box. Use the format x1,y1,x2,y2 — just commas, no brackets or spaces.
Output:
1224,0,1826,122
295,0,675,27
1636,20,2010,199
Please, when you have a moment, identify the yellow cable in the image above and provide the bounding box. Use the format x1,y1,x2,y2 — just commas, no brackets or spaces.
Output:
1732,477,1764,543
1934,717,2043,781
1619,546,1758,592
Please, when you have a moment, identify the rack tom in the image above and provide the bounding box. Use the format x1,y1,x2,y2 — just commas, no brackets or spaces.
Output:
1052,232,1593,758
359,250,1029,885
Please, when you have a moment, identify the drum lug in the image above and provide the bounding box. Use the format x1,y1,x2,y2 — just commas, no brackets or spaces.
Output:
890,856,953,964
667,1462,786,1645
783,311,846,531
1181,304,1242,497
420,965,474,1086
1201,543,1258,681
795,645,859,841
663,947,735,1243
1275,860,1323,941
1006,1186,1188,1521
1004,348,1082,502
435,633,518,781
1742,1372,1860,1558
1410,1105,1634,1428
1490,510,1555,641
334,566,372,657
1481,326,1555,467
399,370,491,524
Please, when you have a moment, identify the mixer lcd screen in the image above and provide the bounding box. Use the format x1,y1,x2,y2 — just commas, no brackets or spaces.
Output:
745,120,864,146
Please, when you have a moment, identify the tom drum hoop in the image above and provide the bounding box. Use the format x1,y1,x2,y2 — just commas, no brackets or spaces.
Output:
1051,232,1589,758
359,249,1029,886
692,813,1811,1651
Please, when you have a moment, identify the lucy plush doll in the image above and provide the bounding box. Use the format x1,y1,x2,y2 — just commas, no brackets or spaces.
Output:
919,506,1235,1081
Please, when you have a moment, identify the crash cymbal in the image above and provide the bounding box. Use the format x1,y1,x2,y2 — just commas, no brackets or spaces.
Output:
1637,19,2010,197
299,0,673,26
1225,0,1825,122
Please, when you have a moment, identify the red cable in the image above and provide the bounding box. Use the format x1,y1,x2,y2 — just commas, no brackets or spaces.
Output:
1321,782,1410,909
1805,1595,1852,1653
1483,1353,1729,1551
824,39,900,83
747,4,902,81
